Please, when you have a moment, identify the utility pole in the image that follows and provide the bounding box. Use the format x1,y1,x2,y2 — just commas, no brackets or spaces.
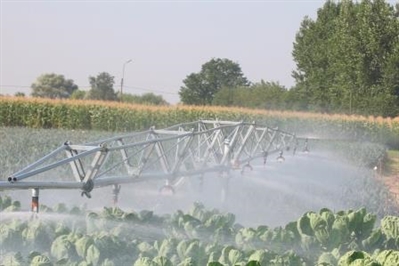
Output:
120,59,132,102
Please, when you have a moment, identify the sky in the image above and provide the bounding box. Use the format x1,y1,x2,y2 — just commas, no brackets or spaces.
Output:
1,0,396,104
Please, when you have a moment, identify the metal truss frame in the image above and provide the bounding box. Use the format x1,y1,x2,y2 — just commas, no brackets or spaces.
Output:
0,120,297,210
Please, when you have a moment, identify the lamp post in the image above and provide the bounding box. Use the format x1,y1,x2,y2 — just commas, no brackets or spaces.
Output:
120,59,132,102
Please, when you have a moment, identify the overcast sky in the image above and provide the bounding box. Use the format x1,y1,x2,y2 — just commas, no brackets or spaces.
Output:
1,0,397,104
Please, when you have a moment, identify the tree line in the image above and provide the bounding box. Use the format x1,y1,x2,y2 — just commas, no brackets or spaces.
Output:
20,72,168,106
180,0,399,117
9,0,399,117
291,0,399,117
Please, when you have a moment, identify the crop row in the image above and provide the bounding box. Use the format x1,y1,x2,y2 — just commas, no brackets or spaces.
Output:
1,197,399,265
1,96,398,147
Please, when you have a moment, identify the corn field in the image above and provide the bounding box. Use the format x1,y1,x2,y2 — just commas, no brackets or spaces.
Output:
1,96,398,147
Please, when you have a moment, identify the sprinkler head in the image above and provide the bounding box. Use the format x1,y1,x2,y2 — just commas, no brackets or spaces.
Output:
277,151,285,162
159,185,175,196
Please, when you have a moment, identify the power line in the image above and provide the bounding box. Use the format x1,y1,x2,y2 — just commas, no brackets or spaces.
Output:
0,85,31,88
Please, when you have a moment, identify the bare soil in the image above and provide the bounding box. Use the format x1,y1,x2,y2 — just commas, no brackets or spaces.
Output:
383,175,399,204
381,150,399,206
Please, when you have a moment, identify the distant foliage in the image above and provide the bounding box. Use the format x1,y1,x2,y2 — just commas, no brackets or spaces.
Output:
14,92,25,97
70,89,87,100
213,81,288,110
87,72,117,101
31,73,78,99
179,58,250,105
292,0,399,117
121,92,169,106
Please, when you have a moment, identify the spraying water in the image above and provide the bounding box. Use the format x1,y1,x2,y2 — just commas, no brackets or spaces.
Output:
1,122,394,230
4,148,390,228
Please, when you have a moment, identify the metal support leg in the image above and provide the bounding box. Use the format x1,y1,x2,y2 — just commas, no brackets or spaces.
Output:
112,184,121,205
31,188,39,213
293,139,298,156
263,151,268,166
198,175,204,192
303,138,309,153
220,171,230,204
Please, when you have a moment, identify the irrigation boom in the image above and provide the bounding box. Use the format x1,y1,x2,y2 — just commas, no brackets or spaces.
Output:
0,120,301,212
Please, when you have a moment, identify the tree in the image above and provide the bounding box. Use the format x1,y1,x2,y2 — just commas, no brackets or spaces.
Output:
377,40,399,117
121,92,169,105
292,0,399,116
14,92,25,97
87,72,117,101
31,73,78,99
249,81,288,110
212,86,239,106
213,81,288,110
292,1,342,112
179,58,250,105
70,90,87,100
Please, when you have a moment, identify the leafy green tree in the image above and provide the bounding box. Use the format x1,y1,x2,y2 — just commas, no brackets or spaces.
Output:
292,1,342,112
248,81,288,110
179,58,250,105
333,0,399,116
31,73,78,99
285,86,309,111
121,92,169,105
70,90,87,100
292,0,399,116
14,92,25,97
211,86,239,106
381,41,399,117
213,81,288,110
87,72,117,101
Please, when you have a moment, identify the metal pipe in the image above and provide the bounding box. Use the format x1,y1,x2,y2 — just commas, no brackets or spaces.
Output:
13,144,67,176
0,181,85,190
112,184,121,205
13,147,102,181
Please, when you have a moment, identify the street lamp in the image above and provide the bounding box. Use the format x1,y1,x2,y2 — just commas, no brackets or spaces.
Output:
120,59,132,102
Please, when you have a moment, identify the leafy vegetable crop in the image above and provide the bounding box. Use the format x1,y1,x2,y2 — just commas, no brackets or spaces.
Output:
1,200,399,265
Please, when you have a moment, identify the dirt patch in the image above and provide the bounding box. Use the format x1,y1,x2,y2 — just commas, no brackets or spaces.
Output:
381,150,399,206
382,175,399,205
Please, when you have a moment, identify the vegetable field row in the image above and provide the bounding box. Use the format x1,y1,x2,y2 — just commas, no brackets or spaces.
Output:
1,198,399,265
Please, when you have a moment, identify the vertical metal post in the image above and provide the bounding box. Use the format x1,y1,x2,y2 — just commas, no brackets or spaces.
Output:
31,188,39,213
120,59,132,102
303,138,309,153
220,138,231,203
222,138,231,166
220,172,230,204
112,184,121,206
